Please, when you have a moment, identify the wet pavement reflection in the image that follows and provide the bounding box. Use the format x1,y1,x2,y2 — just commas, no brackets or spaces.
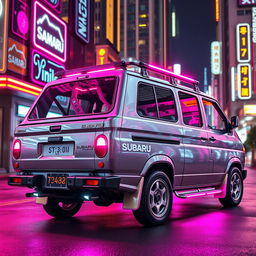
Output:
0,168,256,256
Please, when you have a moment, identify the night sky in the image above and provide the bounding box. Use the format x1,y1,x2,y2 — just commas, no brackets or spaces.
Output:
169,0,216,90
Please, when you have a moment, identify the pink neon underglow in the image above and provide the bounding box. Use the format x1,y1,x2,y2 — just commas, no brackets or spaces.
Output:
87,68,116,74
65,73,82,77
186,193,206,198
148,64,196,83
185,190,222,198
33,1,67,62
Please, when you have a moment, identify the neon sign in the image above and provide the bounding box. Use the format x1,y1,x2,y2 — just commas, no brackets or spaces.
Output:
211,41,221,75
252,8,256,43
0,0,8,73
236,23,251,62
0,76,41,96
8,38,28,76
0,0,2,17
12,0,29,40
31,49,65,86
75,0,90,43
42,0,62,14
237,63,252,100
33,1,67,62
238,0,256,6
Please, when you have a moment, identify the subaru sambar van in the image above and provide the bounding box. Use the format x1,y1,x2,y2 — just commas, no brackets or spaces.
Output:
8,59,247,226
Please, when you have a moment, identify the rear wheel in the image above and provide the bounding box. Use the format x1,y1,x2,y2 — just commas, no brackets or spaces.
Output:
219,167,243,207
133,171,172,226
43,198,82,219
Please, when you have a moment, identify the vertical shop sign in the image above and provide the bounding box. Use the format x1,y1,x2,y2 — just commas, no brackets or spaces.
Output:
211,41,221,75
33,1,67,62
237,63,252,99
252,8,256,43
75,0,90,43
238,0,256,7
30,49,65,86
236,23,251,62
8,38,28,75
12,0,29,40
0,0,8,73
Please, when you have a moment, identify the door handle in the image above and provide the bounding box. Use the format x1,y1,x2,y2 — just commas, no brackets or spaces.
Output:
209,136,216,142
200,137,208,142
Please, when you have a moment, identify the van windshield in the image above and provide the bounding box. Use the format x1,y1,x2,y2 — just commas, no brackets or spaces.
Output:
29,77,117,120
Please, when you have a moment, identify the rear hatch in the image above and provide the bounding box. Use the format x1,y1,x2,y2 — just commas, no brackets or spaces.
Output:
14,76,118,172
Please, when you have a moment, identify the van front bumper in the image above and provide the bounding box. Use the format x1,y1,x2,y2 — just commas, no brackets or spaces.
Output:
8,175,120,190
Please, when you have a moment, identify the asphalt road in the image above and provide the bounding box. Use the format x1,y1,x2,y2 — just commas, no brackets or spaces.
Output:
0,169,256,256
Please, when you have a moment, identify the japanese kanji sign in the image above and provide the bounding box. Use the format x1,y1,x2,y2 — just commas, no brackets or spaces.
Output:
211,41,221,75
238,63,252,99
238,0,256,7
236,23,251,62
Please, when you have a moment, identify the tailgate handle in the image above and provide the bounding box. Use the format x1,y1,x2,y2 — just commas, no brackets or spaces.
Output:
50,125,61,133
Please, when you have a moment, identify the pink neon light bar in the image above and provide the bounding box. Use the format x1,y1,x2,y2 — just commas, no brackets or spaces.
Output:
65,73,82,78
148,64,197,84
87,68,117,74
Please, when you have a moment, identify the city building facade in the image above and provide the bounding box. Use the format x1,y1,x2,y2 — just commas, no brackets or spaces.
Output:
214,0,256,145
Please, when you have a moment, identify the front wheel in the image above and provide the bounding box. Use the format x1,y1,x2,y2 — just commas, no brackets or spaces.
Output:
43,198,83,219
133,171,173,226
219,167,243,207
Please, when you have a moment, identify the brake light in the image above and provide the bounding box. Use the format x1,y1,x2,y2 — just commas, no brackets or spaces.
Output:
13,139,21,159
85,179,99,186
94,135,108,158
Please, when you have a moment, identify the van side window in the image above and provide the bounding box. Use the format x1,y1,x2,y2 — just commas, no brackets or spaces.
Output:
178,92,202,127
137,84,158,118
155,87,178,122
202,99,227,131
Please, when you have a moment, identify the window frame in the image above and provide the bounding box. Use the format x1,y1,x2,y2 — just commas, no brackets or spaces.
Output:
202,98,228,133
136,82,178,123
28,76,119,121
178,91,203,128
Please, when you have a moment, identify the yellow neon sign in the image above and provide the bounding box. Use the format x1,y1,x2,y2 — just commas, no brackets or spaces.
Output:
237,63,251,100
236,23,251,62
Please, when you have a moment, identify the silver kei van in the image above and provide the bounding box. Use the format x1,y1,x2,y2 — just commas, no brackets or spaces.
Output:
8,59,247,226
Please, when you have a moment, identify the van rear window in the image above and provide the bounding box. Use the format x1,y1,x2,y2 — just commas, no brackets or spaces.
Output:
29,77,117,120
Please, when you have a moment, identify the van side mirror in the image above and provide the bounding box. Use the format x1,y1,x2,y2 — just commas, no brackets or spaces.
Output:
230,116,239,129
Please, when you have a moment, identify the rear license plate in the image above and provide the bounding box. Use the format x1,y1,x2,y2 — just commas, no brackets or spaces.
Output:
47,174,68,188
43,143,74,156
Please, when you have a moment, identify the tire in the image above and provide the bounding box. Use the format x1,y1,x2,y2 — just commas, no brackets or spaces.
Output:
133,171,173,226
219,167,243,207
43,198,83,219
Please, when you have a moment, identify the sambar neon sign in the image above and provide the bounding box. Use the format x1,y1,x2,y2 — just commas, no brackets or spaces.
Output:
33,1,67,62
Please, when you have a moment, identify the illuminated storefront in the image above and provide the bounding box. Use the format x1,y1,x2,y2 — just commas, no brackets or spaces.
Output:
0,0,95,172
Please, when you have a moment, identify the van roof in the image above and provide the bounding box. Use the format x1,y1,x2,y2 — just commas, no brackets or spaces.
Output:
56,59,200,91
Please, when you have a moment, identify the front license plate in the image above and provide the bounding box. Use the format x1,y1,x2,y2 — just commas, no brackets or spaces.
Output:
47,174,68,188
43,143,74,156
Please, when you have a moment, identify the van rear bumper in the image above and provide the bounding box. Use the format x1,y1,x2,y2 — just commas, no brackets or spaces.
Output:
8,175,120,190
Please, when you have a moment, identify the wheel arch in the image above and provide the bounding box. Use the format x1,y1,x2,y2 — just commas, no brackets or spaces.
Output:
140,155,175,186
226,157,243,175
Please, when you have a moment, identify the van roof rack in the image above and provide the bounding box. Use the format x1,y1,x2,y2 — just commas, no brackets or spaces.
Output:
56,59,200,92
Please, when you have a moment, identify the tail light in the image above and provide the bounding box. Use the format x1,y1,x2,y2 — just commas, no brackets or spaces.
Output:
94,135,108,158
13,139,21,159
